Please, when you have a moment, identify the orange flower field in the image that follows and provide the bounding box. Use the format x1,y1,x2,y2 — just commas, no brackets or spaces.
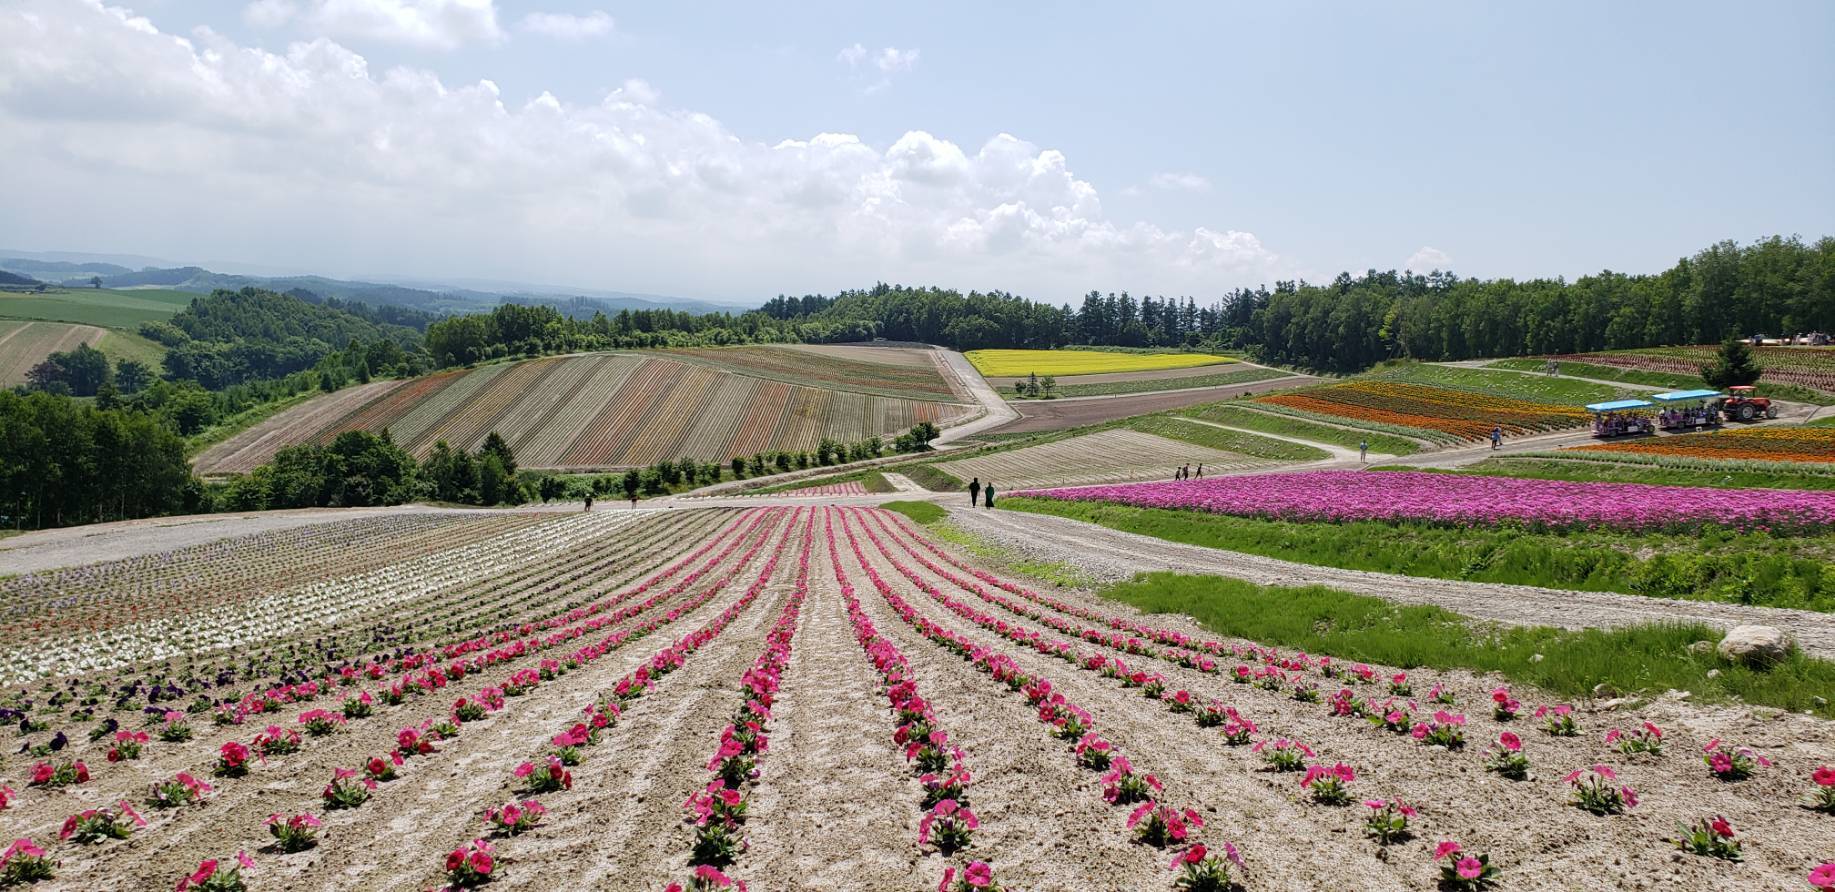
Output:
1255,381,1587,441
1577,427,1835,464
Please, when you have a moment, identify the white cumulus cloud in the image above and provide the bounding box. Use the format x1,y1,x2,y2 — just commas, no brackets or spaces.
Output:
246,0,505,50
518,10,613,41
0,1,1288,299
1405,246,1453,272
1148,171,1211,193
874,47,920,73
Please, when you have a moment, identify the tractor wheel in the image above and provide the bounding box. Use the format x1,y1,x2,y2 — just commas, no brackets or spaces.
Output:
1766,405,1779,419
1737,403,1757,422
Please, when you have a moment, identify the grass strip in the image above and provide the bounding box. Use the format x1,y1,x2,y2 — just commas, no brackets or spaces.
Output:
1008,366,1286,399
1179,404,1421,455
1128,415,1328,461
1003,496,1835,611
1099,572,1835,717
881,500,946,524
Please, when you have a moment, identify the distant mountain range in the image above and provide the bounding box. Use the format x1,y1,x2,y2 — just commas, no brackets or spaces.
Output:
0,249,754,318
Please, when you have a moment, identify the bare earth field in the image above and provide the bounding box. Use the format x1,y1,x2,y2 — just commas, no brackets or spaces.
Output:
1,504,1830,891
994,373,1319,434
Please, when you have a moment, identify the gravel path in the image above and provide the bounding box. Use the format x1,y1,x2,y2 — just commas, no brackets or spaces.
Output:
880,472,928,493
946,507,1835,657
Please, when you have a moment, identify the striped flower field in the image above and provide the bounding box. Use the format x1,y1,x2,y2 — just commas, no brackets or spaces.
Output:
1577,427,1835,465
1022,470,1835,533
194,353,974,474
1255,381,1587,442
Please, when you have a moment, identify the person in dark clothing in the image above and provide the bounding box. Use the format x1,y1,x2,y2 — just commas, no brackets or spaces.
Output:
984,484,996,508
969,477,982,507
1195,464,1204,478
584,492,594,512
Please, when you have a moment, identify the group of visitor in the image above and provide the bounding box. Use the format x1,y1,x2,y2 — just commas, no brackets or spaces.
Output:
1172,464,1205,480
968,477,996,507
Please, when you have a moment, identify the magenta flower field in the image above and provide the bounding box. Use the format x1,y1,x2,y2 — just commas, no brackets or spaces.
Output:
1022,470,1835,532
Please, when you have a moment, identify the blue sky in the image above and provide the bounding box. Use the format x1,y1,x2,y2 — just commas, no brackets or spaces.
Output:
1,1,1829,303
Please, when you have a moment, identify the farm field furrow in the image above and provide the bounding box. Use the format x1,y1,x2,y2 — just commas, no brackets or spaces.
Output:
1552,346,1835,396
487,355,604,458
557,358,676,467
396,361,518,452
193,380,407,475
665,344,961,401
1257,380,1587,442
329,370,466,440
3,505,1832,891
1575,426,1835,464
513,354,643,467
0,320,105,386
938,428,1280,489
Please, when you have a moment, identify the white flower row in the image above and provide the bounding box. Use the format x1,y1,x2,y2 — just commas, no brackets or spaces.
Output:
0,512,641,685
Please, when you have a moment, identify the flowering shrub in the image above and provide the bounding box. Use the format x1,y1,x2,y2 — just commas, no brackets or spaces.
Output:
396,726,437,758
1328,688,1366,719
1702,739,1769,781
452,697,486,722
1606,722,1664,756
1812,863,1835,892
1490,687,1520,721
1673,815,1741,861
1220,712,1257,746
1253,738,1312,772
685,783,748,831
215,742,252,777
1412,711,1467,749
322,767,375,810
1427,683,1456,706
27,759,88,787
1102,756,1163,805
1388,673,1413,697
298,709,344,737
1808,765,1835,813
148,772,213,809
0,839,54,884
0,786,11,812
1363,799,1416,846
1534,704,1578,737
918,799,978,854
938,861,999,892
1370,699,1414,734
266,813,321,852
1565,764,1638,815
107,730,149,762
1433,841,1498,891
159,711,195,742
341,691,374,719
667,864,750,892
1168,842,1244,892
514,756,573,794
485,800,547,835
1128,802,1203,847
1167,689,1195,714
442,839,495,888
1194,700,1228,727
365,754,401,782
1074,733,1114,770
59,803,144,843
176,853,254,892
1485,733,1530,781
253,724,302,757
1302,762,1356,805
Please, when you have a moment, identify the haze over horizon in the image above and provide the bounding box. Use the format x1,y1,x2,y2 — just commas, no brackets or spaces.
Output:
2,0,1830,304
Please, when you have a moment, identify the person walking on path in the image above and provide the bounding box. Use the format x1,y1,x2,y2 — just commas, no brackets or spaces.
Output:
584,492,594,512
984,483,996,508
969,477,982,507
1359,439,1368,463
1196,464,1203,478
1490,426,1503,450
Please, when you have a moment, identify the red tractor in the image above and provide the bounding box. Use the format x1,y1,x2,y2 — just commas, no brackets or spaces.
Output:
1720,385,1778,422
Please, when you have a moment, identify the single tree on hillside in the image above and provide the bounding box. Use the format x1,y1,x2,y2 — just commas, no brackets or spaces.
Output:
1701,336,1764,388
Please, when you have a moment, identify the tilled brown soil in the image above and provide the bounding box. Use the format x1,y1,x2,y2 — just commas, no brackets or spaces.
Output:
9,504,1834,892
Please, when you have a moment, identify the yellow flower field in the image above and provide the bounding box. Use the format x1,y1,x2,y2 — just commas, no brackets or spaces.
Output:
964,349,1235,377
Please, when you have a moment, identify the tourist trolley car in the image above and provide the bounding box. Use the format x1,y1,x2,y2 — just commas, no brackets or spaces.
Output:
1651,389,1724,432
1584,398,1656,438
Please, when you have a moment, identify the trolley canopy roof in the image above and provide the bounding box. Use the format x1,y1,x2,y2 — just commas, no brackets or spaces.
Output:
1652,389,1724,403
1584,398,1655,413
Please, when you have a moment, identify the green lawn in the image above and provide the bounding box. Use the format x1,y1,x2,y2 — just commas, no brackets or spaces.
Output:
1100,572,1834,717
95,328,168,369
1126,415,1328,462
1486,357,1835,406
1365,362,1619,405
1178,404,1422,455
1402,455,1835,491
1003,496,1835,611
0,288,192,328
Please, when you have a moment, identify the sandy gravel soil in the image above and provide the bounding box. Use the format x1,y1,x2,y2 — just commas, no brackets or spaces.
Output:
946,507,1835,659
11,503,1834,892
